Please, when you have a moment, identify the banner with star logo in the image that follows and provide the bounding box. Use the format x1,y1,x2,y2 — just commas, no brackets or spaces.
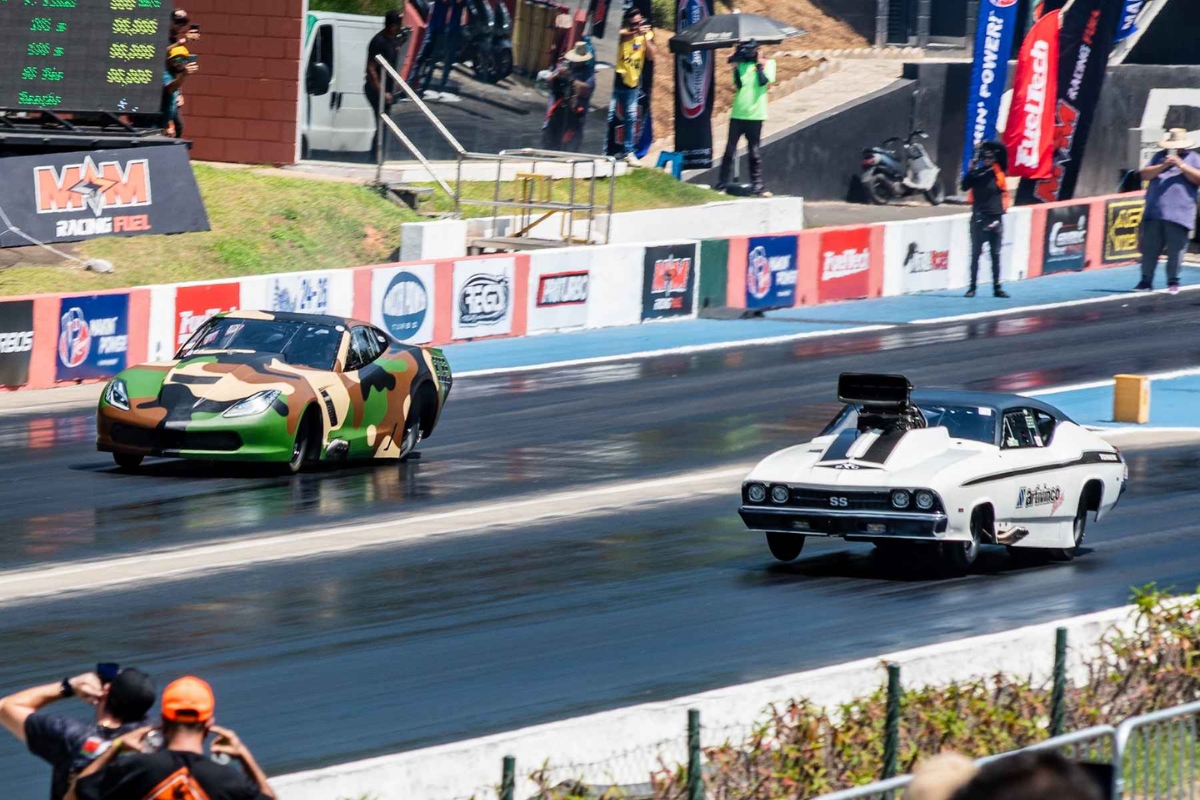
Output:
0,143,209,247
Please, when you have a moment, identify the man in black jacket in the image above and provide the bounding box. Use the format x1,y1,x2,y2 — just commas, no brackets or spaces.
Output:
960,141,1010,298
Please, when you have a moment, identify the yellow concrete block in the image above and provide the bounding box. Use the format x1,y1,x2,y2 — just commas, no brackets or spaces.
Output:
1113,374,1150,424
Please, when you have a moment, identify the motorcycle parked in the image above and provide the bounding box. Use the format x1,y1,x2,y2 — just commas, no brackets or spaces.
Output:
460,0,513,84
860,130,945,205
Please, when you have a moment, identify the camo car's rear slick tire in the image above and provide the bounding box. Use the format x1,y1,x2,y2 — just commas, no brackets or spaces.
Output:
766,532,805,562
399,382,436,463
113,452,144,470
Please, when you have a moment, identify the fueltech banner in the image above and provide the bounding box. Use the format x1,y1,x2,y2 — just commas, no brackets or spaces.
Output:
1004,10,1059,180
818,227,871,302
1021,0,1123,203
0,145,208,247
674,0,715,169
961,0,1020,178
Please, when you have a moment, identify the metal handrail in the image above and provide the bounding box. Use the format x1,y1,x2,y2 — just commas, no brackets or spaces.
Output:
370,55,617,245
809,774,913,800
1112,700,1200,799
975,725,1117,764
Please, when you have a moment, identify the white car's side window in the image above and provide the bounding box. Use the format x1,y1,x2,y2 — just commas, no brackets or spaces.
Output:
1002,409,1044,449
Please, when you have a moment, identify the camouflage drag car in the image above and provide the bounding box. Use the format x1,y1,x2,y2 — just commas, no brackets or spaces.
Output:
97,310,452,472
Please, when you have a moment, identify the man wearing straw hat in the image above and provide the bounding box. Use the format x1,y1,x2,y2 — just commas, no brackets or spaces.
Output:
543,42,596,152
1136,128,1200,294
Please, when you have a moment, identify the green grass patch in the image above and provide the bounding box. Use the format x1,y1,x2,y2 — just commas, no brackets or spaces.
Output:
0,165,724,297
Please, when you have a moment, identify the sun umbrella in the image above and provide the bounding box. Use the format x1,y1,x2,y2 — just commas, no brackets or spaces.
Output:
668,11,804,54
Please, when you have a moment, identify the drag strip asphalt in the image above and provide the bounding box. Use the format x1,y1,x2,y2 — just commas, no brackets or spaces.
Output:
2,295,1200,570
0,444,1198,797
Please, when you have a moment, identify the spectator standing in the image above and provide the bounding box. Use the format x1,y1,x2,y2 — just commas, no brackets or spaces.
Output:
414,0,450,94
904,752,977,800
0,666,156,800
607,7,655,165
1136,128,1200,294
542,42,595,151
164,10,199,137
716,40,775,197
161,45,193,138
949,751,1102,800
365,9,411,157
960,140,1011,298
71,676,274,800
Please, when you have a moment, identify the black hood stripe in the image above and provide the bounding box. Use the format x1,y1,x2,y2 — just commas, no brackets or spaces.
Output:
818,429,860,463
860,429,905,464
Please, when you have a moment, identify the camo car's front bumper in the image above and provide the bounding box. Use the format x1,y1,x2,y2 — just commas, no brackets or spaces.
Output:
97,403,296,462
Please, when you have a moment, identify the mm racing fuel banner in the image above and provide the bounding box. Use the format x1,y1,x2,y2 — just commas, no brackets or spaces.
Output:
818,227,872,302
961,0,1020,178
372,264,436,344
673,0,715,169
56,293,129,382
1103,196,1144,264
744,235,798,310
0,300,34,388
0,145,208,248
641,243,697,320
1021,0,1123,203
1042,203,1090,273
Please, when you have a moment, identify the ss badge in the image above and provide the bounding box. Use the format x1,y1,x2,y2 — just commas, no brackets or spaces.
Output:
829,496,849,507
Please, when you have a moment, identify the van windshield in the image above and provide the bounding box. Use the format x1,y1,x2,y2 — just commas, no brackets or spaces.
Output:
820,404,997,444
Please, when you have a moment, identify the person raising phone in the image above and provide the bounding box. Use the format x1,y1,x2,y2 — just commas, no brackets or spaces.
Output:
0,664,156,800
1136,128,1200,294
70,676,274,800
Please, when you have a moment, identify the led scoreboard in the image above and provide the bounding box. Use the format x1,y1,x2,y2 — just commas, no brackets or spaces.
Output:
0,0,174,114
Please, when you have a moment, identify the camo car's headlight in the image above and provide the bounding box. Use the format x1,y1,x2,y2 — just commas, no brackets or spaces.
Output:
891,490,911,509
103,379,130,411
223,390,282,418
915,490,935,510
771,485,790,504
746,483,767,503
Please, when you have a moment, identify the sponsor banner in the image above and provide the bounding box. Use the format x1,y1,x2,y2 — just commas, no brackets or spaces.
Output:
674,0,715,169
452,257,515,340
1004,10,1060,180
267,270,353,317
1043,203,1090,273
818,227,872,302
744,235,798,310
641,243,697,320
1113,0,1144,42
55,294,129,382
0,145,209,248
175,282,241,353
1103,197,1144,264
0,300,34,387
961,0,1020,177
888,219,956,294
372,264,436,344
1021,0,1123,203
529,250,591,333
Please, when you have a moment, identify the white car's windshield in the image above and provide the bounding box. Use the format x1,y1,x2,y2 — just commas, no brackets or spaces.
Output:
178,317,343,371
821,404,997,444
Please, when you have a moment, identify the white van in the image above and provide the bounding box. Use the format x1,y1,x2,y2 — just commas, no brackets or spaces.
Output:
302,11,411,156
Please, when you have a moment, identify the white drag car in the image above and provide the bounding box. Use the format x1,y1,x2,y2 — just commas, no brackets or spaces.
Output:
739,374,1127,571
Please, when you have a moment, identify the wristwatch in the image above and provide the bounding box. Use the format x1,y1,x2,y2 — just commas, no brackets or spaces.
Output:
60,678,73,698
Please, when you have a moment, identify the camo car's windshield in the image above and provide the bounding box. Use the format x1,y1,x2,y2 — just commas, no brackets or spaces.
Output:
178,317,344,371
821,404,997,444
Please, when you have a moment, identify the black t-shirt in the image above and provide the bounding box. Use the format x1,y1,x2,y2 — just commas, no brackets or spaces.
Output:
366,31,400,94
961,164,1006,217
75,750,270,800
24,712,142,800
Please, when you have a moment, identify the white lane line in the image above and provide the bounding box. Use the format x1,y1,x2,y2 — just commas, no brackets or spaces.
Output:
452,325,896,377
0,464,750,605
1023,366,1200,396
909,283,1200,325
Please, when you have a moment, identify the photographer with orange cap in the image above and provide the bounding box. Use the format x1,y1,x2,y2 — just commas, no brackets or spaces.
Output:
69,676,274,800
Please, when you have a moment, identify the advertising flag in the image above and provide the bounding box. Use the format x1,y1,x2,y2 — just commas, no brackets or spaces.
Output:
1113,0,1144,42
1020,0,1123,204
673,0,715,169
961,0,1020,178
1004,10,1060,180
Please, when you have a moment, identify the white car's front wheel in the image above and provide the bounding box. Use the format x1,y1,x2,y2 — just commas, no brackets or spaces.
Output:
942,507,986,573
766,533,805,562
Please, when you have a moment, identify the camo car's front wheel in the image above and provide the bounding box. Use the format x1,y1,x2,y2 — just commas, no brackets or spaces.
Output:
287,409,320,475
113,453,144,470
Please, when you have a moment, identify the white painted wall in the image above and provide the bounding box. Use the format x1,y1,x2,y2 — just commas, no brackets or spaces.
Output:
273,602,1143,800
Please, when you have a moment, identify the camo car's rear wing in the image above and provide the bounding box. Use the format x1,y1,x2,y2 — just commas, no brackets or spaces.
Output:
836,373,913,407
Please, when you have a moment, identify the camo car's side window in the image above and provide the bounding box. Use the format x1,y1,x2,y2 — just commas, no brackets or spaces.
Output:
347,326,385,371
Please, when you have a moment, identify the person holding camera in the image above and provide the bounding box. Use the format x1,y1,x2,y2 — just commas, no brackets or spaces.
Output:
960,140,1010,298
607,7,655,165
70,676,275,800
1136,128,1200,294
716,40,775,197
0,665,156,800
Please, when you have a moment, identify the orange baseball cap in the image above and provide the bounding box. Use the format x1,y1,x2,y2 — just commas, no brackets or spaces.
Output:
161,676,215,723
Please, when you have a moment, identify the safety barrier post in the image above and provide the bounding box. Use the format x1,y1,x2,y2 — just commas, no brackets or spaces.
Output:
500,755,515,800
687,708,703,800
883,663,901,780
1051,627,1067,737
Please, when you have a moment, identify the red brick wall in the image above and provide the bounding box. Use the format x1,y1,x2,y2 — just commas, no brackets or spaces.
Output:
174,0,303,165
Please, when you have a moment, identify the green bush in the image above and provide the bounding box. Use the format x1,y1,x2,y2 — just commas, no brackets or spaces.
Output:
649,0,674,30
